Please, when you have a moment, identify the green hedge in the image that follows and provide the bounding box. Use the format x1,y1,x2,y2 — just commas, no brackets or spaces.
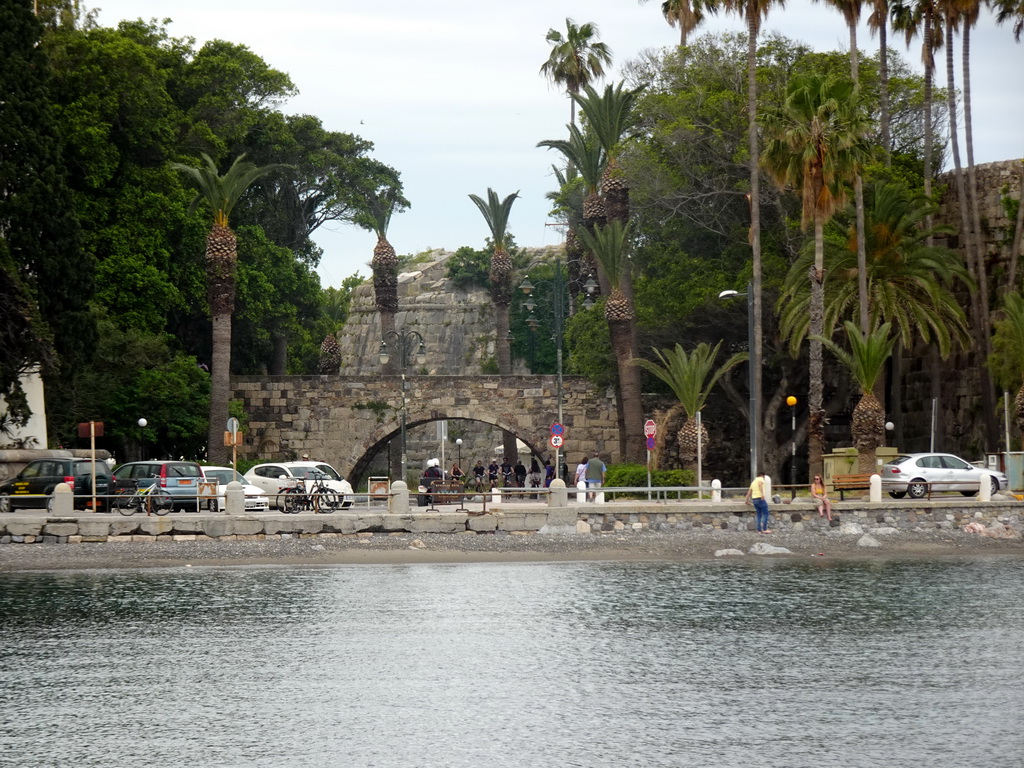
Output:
605,463,696,487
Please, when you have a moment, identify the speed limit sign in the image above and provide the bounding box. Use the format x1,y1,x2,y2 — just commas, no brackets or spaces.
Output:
549,434,564,448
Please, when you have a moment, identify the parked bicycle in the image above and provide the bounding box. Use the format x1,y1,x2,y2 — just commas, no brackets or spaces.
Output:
116,478,173,516
281,470,345,514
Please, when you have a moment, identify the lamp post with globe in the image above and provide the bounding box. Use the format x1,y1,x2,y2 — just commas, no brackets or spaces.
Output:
379,329,427,483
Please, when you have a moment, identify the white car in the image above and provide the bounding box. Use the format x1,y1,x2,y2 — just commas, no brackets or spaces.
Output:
200,467,271,512
880,453,1008,499
243,461,354,509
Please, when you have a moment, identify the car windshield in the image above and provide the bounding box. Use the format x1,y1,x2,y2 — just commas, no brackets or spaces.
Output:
313,464,341,480
890,455,914,466
204,469,248,485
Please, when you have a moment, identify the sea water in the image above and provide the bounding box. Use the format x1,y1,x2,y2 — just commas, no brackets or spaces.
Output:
1,557,1023,767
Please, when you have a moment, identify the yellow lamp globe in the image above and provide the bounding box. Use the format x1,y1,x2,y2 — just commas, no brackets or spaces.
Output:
786,396,797,407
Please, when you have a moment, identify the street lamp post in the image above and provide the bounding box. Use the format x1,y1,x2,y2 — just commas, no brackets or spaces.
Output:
456,438,462,470
719,283,758,480
786,396,798,488
518,258,597,482
379,329,427,483
137,418,148,461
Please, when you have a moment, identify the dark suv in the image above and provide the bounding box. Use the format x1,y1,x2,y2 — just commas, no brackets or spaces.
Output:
0,458,113,512
112,460,204,511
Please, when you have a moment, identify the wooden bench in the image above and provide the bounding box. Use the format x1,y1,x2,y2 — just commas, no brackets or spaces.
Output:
831,473,873,500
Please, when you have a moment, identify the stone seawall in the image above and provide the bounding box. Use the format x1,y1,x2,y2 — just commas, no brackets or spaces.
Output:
1,499,1021,544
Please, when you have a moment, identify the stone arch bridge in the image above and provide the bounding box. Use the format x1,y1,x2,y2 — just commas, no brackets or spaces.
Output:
233,375,620,484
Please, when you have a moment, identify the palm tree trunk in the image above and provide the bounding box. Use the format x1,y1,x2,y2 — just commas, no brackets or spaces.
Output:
609,321,646,462
1007,163,1024,291
878,3,891,163
208,312,231,464
923,12,935,245
849,21,869,334
808,216,826,480
380,310,397,375
495,303,511,373
946,18,997,450
746,3,764,474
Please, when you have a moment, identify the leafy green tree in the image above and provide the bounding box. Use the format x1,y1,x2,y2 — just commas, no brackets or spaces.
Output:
988,292,1024,438
818,322,897,471
0,0,92,430
539,19,613,126
762,71,872,479
172,153,284,463
633,342,746,469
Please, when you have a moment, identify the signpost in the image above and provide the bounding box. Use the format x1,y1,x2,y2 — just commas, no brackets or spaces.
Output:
225,417,242,473
550,423,565,478
644,419,656,499
78,421,103,513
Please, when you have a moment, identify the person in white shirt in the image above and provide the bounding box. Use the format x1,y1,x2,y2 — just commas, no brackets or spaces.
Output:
574,456,589,488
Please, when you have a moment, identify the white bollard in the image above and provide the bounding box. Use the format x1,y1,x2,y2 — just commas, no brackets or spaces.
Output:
979,474,992,502
51,482,74,515
576,480,586,503
225,481,245,515
869,473,882,503
390,480,410,514
595,489,605,504
711,478,722,503
492,486,501,505
548,478,568,508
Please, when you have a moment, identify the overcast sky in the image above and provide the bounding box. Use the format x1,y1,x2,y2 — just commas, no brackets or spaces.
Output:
93,0,1023,288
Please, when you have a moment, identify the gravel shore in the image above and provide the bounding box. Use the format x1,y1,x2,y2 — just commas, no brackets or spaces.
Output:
2,528,1023,571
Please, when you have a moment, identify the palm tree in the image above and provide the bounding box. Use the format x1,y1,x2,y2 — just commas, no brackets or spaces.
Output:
576,220,646,462
818,322,897,472
633,342,746,470
866,0,893,161
172,152,282,463
571,82,644,224
468,188,519,375
539,19,613,127
819,0,871,333
761,72,872,480
722,0,783,477
356,184,409,374
639,0,720,47
994,0,1024,40
778,182,973,358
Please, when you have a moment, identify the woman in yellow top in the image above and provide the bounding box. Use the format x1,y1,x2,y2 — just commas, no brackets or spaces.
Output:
811,475,833,521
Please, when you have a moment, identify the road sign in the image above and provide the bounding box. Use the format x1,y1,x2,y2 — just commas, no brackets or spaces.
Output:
226,417,240,434
550,423,564,436
549,434,564,448
644,419,657,437
646,436,656,451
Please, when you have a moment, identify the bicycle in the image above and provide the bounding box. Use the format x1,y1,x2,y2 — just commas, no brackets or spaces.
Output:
281,471,345,514
116,478,173,516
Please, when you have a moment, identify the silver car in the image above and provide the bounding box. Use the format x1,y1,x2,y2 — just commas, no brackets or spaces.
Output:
880,453,1008,499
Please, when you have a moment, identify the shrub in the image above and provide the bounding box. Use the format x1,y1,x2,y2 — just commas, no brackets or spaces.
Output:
605,463,696,487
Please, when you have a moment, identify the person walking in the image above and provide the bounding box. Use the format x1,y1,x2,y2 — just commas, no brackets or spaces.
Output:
745,470,772,533
574,456,589,489
513,458,527,488
811,474,833,521
543,459,555,487
584,454,606,502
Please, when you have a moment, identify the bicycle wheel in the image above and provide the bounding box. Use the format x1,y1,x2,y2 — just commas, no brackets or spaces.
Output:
281,487,303,514
315,492,342,513
149,490,173,516
118,494,138,516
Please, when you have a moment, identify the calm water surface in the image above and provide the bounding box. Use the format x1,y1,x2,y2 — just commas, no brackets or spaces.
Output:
1,557,1023,767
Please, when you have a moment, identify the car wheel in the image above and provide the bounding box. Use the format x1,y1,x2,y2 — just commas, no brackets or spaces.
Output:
888,490,907,499
990,476,1000,495
907,480,929,499
46,496,56,513
0,493,11,514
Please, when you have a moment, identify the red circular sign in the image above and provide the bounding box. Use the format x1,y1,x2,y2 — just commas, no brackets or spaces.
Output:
644,419,657,437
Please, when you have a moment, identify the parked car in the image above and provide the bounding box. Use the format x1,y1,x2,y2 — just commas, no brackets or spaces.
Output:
200,466,271,512
880,453,1009,499
244,461,353,509
0,458,112,512
112,460,205,511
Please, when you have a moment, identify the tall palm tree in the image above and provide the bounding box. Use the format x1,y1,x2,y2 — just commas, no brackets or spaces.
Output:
539,19,613,127
172,152,282,463
572,82,644,224
778,181,973,358
639,0,720,47
761,72,872,480
818,322,897,472
722,0,783,476
866,0,893,162
633,342,746,470
356,184,410,374
468,188,519,375
994,0,1024,40
818,0,871,334
891,0,943,239
576,220,646,462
